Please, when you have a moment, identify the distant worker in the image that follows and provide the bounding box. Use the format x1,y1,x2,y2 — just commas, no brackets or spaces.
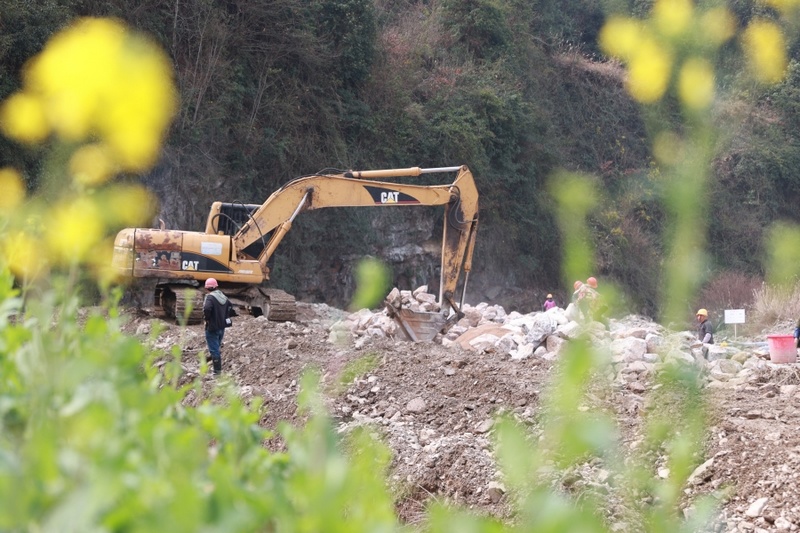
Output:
795,318,800,349
696,308,714,344
543,293,557,312
203,278,234,375
575,278,600,321
569,280,592,321
585,276,608,324
571,280,584,303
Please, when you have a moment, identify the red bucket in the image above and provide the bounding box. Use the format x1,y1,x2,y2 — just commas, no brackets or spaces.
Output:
767,334,797,364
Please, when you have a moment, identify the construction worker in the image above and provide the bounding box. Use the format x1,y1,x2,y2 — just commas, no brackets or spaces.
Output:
696,308,714,344
542,293,557,311
571,280,583,303
203,278,234,375
696,308,714,359
571,280,595,321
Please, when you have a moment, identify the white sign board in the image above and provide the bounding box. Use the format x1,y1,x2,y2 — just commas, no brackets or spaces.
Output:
724,309,745,324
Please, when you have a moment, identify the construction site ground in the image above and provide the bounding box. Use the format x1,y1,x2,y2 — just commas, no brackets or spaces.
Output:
121,302,800,532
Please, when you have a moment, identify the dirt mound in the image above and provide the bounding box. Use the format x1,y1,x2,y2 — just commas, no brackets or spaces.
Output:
122,303,800,531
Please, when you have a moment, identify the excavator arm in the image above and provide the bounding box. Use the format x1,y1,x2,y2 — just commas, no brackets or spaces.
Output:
233,165,479,339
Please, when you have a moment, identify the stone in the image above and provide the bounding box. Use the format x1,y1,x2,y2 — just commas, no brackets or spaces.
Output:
475,419,494,434
510,343,534,360
687,458,714,485
745,497,769,518
406,397,427,413
486,481,505,503
610,337,647,363
545,335,566,354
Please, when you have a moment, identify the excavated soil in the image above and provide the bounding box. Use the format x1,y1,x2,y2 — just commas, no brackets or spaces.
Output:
121,303,800,531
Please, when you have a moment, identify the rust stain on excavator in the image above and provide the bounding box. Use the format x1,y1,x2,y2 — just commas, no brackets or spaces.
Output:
134,230,183,251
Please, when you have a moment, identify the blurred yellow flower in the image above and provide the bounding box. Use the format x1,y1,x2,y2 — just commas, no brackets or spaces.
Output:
763,0,800,13
679,57,715,110
70,144,116,186
98,33,177,171
26,18,125,140
742,20,787,84
101,184,155,226
599,17,644,61
87,238,119,288
701,7,737,45
45,198,105,263
0,92,49,143
3,230,45,279
653,0,693,37
627,40,672,103
0,167,26,210
19,17,177,170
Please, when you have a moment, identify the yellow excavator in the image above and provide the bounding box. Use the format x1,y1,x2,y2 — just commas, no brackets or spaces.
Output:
112,165,479,341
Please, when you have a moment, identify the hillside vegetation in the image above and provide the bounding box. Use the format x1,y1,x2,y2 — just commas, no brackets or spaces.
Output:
1,0,799,317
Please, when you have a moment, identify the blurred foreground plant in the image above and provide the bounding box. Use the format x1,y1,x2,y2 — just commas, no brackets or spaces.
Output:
0,17,176,288
0,262,406,531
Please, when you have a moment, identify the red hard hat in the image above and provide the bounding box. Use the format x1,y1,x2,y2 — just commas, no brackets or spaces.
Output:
573,280,583,290
587,276,597,288
205,278,218,289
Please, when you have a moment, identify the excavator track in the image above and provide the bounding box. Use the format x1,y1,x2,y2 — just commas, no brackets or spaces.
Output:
222,285,297,322
260,288,296,322
174,289,205,324
154,283,204,324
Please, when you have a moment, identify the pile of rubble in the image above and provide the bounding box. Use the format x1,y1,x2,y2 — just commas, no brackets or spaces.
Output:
331,286,778,388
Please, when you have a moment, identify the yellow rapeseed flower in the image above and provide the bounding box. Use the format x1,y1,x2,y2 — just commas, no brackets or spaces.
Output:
0,167,26,210
70,144,116,186
3,230,45,279
101,184,155,226
26,18,124,140
653,0,693,37
627,39,672,103
21,17,177,170
742,20,788,84
98,34,177,171
599,16,644,61
0,92,49,143
87,238,119,287
701,7,737,45
45,198,105,263
679,57,715,110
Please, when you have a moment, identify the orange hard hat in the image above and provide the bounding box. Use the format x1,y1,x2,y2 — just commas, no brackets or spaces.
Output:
573,280,583,290
587,276,597,288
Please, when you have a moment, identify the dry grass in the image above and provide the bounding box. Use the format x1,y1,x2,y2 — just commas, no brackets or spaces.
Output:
748,281,800,332
692,273,800,337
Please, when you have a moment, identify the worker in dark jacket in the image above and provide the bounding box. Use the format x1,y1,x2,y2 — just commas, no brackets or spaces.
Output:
695,307,714,362
203,278,233,375
696,308,714,344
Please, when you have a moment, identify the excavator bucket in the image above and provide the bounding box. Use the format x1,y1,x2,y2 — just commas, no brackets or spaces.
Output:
390,307,448,342
385,300,449,342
